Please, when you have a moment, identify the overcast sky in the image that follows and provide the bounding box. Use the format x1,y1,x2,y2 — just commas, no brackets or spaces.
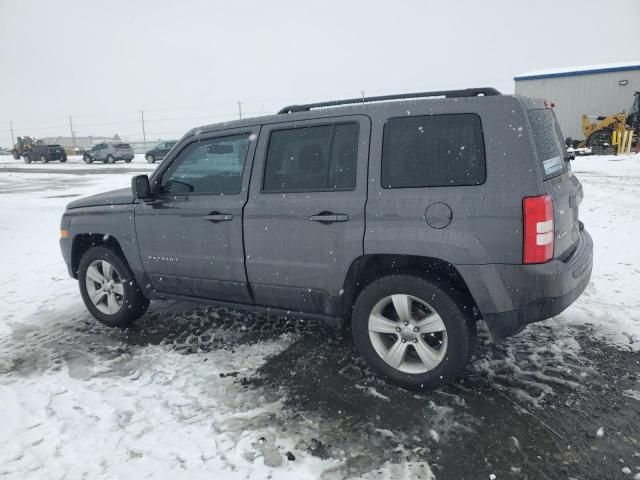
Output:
1,0,639,146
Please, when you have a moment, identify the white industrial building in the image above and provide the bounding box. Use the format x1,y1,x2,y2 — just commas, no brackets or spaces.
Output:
514,60,640,141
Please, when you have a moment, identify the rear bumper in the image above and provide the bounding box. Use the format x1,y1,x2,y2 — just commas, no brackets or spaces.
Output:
457,229,593,340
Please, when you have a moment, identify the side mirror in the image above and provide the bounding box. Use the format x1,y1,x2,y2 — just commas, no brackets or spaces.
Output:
132,174,152,200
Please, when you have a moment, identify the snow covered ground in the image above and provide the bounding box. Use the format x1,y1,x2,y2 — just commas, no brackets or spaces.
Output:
0,153,639,479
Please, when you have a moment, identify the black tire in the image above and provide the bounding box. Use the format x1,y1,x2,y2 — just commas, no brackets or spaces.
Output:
23,154,31,164
12,150,20,160
586,129,617,156
107,155,116,164
124,157,132,163
84,155,93,164
40,154,49,163
146,154,155,164
60,155,67,163
102,157,108,164
78,246,149,327
351,274,477,391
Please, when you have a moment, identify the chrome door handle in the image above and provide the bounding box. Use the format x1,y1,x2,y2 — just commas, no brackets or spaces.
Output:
204,213,233,222
310,213,349,223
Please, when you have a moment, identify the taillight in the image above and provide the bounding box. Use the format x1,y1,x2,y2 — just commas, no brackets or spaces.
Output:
523,194,554,264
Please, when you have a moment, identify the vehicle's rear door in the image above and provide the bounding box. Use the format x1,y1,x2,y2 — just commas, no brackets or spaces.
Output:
243,116,370,315
527,108,582,259
135,128,259,302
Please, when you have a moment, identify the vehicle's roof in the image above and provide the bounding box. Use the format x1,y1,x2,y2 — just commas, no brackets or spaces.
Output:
187,93,525,137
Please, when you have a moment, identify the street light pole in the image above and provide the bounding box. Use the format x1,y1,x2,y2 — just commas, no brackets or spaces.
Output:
140,110,147,145
9,121,14,146
69,116,76,147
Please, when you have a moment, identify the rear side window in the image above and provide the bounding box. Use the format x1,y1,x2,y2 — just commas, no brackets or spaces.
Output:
115,143,130,149
381,114,486,188
263,122,359,193
527,109,564,178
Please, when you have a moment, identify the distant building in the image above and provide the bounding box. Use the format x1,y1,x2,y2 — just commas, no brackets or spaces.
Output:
41,135,115,149
514,60,640,141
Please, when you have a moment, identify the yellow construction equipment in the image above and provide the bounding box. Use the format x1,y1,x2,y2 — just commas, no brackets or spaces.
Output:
577,92,639,155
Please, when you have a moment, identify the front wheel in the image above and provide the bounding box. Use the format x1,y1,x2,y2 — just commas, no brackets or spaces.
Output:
78,246,150,327
23,154,31,164
351,274,477,391
12,150,20,160
146,154,155,163
40,154,49,163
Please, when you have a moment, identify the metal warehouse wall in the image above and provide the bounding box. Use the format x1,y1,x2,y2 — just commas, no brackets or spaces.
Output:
515,69,640,141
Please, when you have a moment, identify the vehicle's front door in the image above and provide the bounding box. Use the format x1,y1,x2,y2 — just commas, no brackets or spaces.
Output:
135,128,259,303
243,116,369,315
91,144,101,161
96,144,106,162
160,143,170,158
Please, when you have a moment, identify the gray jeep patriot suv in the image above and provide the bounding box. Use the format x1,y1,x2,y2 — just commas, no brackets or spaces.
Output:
59,88,593,390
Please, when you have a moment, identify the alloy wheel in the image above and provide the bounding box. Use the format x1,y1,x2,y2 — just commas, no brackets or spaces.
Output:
85,259,124,315
368,294,448,374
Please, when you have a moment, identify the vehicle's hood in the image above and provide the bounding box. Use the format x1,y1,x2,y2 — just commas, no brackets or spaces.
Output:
67,188,134,209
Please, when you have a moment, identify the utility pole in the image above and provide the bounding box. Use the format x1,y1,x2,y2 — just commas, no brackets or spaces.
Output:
69,116,76,147
361,90,365,101
9,121,14,146
238,101,242,120
140,110,146,145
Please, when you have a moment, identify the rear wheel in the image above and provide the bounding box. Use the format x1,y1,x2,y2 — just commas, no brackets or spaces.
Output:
107,155,116,164
146,154,155,163
23,154,31,164
351,274,476,390
78,246,149,327
84,155,93,164
12,150,20,160
40,154,49,163
124,157,132,163
60,155,67,163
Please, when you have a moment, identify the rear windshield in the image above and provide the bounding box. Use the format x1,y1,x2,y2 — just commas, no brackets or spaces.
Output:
114,143,131,149
527,109,565,179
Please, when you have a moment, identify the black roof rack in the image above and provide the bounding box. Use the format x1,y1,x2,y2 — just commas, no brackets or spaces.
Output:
278,87,501,114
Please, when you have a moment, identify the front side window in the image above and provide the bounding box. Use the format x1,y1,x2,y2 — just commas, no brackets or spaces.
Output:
160,134,250,195
262,122,359,193
381,114,486,188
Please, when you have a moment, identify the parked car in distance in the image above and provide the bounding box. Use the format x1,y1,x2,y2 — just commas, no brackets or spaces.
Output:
83,142,134,164
60,88,593,391
22,143,67,164
145,140,177,163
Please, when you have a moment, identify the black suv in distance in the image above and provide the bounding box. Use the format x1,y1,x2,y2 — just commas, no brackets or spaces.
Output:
145,140,177,163
59,88,593,390
22,144,67,164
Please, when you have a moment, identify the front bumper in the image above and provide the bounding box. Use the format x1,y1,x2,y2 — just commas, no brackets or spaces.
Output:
458,229,593,340
60,236,74,278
